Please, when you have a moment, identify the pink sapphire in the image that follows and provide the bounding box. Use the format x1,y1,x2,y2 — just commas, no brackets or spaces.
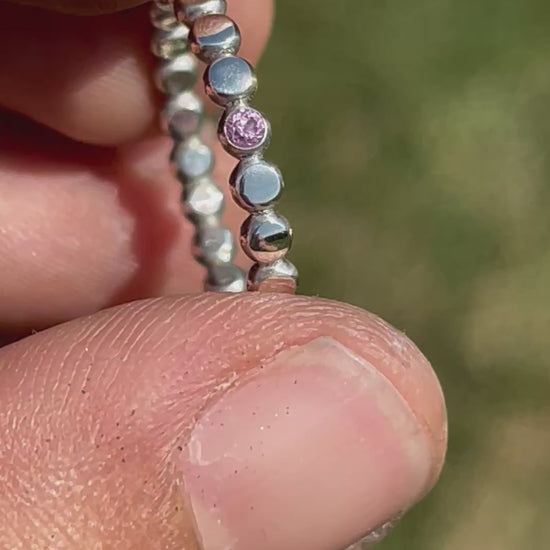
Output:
224,108,267,150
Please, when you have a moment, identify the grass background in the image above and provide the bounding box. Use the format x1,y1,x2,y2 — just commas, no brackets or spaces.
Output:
255,1,550,548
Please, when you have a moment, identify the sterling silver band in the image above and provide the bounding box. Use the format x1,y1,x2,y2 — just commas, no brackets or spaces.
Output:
150,0,298,294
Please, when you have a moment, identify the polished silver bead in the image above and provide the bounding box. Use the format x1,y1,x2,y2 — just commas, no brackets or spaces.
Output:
193,226,235,265
150,2,178,30
189,14,241,63
151,24,190,59
183,176,224,220
230,160,283,212
176,0,226,25
162,91,203,140
155,53,198,94
205,263,246,293
241,211,292,264
248,258,298,293
204,56,257,107
172,136,214,181
218,106,270,157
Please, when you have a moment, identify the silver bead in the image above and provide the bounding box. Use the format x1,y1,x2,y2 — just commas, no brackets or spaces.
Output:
230,160,283,211
218,106,270,157
204,56,257,107
240,210,292,264
176,0,226,25
205,263,246,293
162,91,204,140
172,136,214,181
189,14,241,63
151,24,189,59
193,226,235,265
183,176,224,221
155,53,198,94
248,258,298,294
150,2,178,30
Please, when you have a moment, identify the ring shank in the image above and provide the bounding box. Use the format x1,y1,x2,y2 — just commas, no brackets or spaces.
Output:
151,0,298,294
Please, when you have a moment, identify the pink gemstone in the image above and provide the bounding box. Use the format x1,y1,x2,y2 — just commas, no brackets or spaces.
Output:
224,108,267,150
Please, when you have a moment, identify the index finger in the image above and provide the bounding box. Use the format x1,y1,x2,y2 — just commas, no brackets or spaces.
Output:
0,0,272,145
9,0,148,15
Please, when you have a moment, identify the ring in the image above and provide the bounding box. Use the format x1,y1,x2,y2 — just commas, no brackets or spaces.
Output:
150,0,298,294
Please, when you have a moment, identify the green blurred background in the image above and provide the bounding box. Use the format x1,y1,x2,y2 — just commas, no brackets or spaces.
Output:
256,1,550,548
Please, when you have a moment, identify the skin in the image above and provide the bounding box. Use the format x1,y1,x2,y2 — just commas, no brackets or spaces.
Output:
0,1,448,548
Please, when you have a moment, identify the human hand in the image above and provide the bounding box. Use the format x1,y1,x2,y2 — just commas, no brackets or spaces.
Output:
0,1,447,548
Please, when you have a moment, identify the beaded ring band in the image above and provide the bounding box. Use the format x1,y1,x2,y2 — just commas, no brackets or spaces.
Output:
150,0,298,294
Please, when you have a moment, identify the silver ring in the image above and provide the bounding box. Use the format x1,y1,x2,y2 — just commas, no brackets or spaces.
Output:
150,0,298,294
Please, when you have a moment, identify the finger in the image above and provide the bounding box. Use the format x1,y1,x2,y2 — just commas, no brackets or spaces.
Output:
0,294,447,549
9,0,146,16
0,113,246,335
0,0,273,145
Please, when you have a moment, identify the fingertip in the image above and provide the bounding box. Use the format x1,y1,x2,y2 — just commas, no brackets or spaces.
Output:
59,47,157,145
0,293,446,549
179,294,446,549
0,0,274,146
228,0,274,66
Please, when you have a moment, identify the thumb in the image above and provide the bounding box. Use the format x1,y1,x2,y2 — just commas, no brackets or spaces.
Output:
0,294,447,550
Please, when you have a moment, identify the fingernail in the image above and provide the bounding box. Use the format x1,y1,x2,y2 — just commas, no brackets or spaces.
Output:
344,515,402,549
183,337,433,550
